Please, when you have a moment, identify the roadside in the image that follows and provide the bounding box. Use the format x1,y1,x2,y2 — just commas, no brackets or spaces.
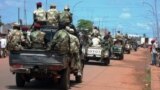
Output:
145,47,160,90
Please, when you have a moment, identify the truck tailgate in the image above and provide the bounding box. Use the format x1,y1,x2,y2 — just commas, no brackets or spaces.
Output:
9,50,67,66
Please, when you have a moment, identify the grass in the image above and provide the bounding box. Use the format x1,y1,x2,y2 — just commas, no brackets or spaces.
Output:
144,68,151,90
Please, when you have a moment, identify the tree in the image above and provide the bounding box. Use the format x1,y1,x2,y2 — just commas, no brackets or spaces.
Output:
77,19,93,33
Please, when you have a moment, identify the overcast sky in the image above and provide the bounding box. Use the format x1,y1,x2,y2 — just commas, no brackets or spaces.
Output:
0,0,159,37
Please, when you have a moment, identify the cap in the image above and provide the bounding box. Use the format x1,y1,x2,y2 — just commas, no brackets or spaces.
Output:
34,23,41,29
50,4,56,7
21,26,29,31
151,39,156,43
37,2,42,6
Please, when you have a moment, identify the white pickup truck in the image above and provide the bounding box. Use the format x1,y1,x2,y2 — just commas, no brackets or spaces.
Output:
83,45,110,66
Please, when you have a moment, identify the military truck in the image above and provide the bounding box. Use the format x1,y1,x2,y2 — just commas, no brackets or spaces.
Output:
111,39,124,60
84,46,110,65
9,25,84,90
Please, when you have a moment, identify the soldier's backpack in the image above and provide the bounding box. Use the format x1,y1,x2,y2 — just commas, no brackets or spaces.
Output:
30,31,46,49
52,29,70,54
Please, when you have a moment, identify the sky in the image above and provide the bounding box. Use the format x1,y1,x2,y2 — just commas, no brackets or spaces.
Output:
0,0,160,37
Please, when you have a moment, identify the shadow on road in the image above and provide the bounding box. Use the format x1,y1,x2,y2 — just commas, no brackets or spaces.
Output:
85,61,110,66
6,79,80,90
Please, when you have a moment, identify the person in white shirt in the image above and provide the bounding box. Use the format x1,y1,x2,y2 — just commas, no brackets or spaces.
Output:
0,36,7,57
92,35,101,46
151,40,157,65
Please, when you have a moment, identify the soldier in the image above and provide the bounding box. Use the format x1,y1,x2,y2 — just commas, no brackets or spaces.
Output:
59,5,72,27
30,23,46,49
103,32,113,57
91,26,101,37
33,2,46,23
66,26,82,76
21,26,31,48
47,23,70,54
115,31,123,40
7,23,25,50
47,4,59,27
47,24,82,76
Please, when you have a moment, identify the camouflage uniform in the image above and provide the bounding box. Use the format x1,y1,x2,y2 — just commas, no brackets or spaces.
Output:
59,6,72,26
33,2,46,22
48,29,70,54
103,34,113,57
66,26,82,75
47,4,59,27
30,23,45,49
7,24,25,50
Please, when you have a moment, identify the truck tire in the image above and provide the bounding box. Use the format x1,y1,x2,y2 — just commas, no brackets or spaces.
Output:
134,48,137,51
85,58,89,63
103,58,110,66
60,67,70,90
120,54,124,60
16,73,25,87
127,50,130,54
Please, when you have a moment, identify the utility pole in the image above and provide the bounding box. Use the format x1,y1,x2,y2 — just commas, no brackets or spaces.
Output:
46,0,48,11
24,0,27,25
18,7,20,24
143,0,159,41
0,16,1,25
0,16,1,33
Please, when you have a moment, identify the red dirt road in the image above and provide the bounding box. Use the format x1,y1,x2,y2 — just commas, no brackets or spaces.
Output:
0,48,147,90
70,48,147,90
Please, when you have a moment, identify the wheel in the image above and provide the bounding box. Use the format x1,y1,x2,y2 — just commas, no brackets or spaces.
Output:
85,58,89,63
134,48,137,51
60,67,70,90
127,50,130,54
120,54,124,60
103,58,110,66
16,73,25,87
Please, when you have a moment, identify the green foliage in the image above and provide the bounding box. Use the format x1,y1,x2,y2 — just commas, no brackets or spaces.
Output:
77,19,93,33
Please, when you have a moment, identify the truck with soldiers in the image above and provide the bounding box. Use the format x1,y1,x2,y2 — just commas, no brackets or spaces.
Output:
82,26,110,65
8,2,84,90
